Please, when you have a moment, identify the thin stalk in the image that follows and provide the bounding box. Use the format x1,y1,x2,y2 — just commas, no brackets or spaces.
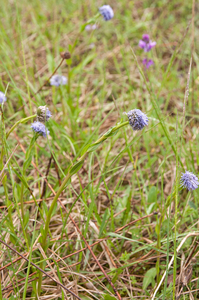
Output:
67,64,71,98
20,174,29,246
6,114,37,139
156,218,162,284
59,89,66,119
34,144,41,196
173,121,179,299
20,182,25,221
0,273,2,300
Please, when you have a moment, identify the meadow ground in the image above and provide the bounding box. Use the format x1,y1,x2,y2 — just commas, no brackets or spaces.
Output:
0,0,199,299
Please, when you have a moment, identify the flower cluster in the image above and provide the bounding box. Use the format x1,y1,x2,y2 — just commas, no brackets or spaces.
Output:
0,91,7,104
139,34,156,69
31,106,52,138
139,34,156,52
99,5,114,21
31,121,49,138
180,171,199,191
50,75,67,87
142,58,154,69
126,109,148,131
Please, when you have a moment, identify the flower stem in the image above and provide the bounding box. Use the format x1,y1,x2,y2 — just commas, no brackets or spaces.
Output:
6,114,37,139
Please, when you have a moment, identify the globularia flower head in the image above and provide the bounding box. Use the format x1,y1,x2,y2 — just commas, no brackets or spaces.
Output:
143,58,154,69
0,91,7,104
139,34,156,52
127,109,148,131
180,171,199,191
50,75,67,87
37,106,51,123
99,5,114,21
31,121,49,138
85,24,98,31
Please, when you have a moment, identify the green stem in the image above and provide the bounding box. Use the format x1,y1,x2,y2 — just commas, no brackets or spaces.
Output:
20,182,25,220
37,120,129,295
156,217,162,284
6,114,37,139
20,178,29,248
0,271,2,300
67,64,71,98
34,144,41,196
60,89,66,119
173,167,179,299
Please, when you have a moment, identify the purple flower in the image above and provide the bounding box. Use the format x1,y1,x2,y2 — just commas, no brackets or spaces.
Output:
50,75,67,87
180,171,199,191
85,24,98,31
99,5,114,21
127,109,148,131
139,34,156,52
37,106,52,123
31,121,49,138
143,58,154,69
0,91,7,104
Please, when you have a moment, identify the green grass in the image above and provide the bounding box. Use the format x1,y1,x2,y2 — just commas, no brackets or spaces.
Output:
1,0,199,299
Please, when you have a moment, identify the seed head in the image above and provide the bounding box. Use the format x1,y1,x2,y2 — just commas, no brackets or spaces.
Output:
0,91,7,104
37,106,52,123
180,171,199,191
99,5,114,21
50,75,67,87
142,58,154,69
31,121,49,138
127,109,148,131
139,34,156,52
60,51,71,59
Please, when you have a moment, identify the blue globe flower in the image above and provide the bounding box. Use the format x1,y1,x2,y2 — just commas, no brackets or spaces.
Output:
31,121,49,137
127,109,148,131
180,171,199,191
50,75,67,87
99,5,114,21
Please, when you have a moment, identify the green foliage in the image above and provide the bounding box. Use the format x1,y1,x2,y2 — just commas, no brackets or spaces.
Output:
120,250,131,262
143,267,157,290
0,0,198,298
103,294,117,300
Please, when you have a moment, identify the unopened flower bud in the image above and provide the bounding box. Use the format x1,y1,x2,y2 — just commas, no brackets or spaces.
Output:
37,106,51,123
60,51,71,59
